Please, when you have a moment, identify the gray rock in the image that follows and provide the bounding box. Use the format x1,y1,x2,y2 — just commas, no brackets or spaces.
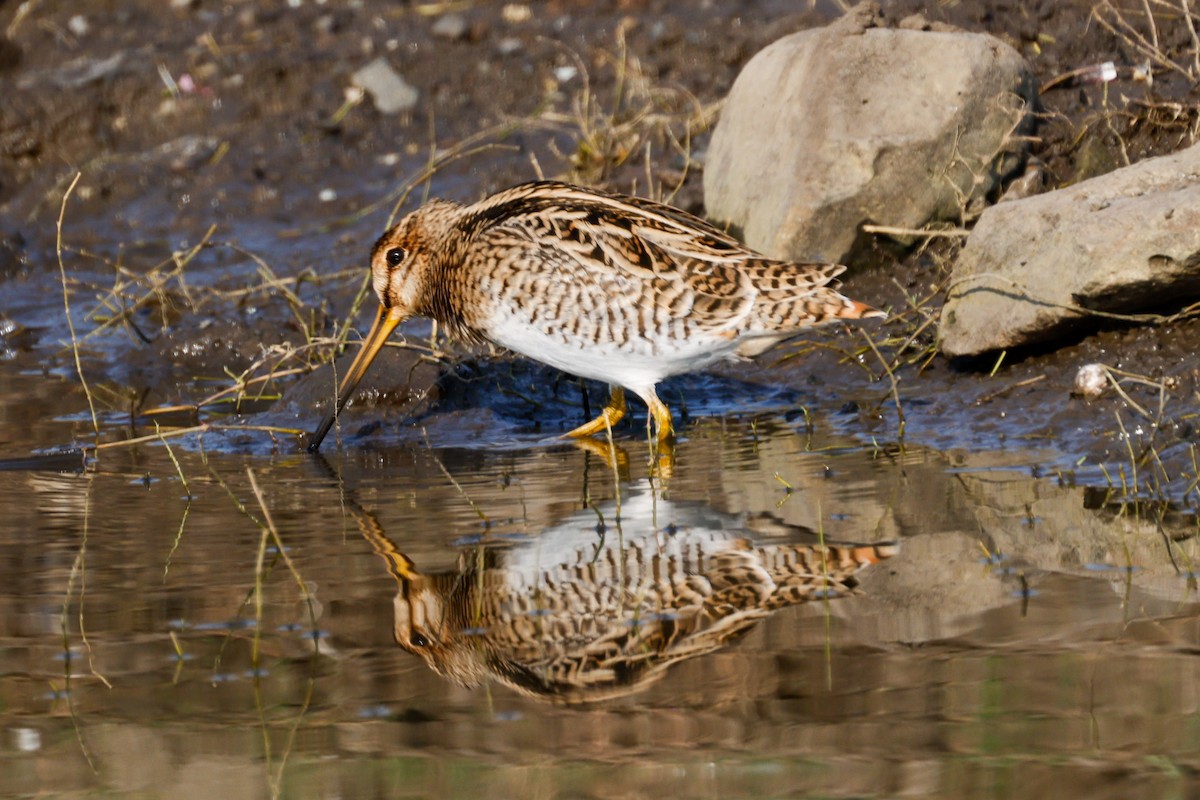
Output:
351,57,419,115
432,13,468,41
939,142,1200,358
17,51,126,90
496,36,523,56
704,3,1033,264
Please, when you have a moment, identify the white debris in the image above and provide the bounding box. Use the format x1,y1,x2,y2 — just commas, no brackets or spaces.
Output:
1072,363,1109,399
432,13,468,41
351,58,418,114
497,37,522,56
502,3,531,23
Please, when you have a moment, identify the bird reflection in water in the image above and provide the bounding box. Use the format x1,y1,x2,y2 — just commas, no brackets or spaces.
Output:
356,491,896,704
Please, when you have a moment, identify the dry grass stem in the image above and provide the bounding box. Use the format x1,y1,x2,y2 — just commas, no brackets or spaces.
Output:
154,421,193,497
1141,0,1161,48
57,172,99,435
948,272,1200,326
1092,0,1199,82
78,225,216,346
861,224,971,238
423,429,490,525
91,423,304,452
1177,0,1200,77
530,29,719,194
163,500,191,583
861,329,906,440
976,374,1048,405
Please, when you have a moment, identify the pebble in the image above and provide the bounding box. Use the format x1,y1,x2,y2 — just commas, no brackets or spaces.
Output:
351,57,418,114
432,13,468,41
1072,363,1108,399
497,37,522,56
501,4,531,24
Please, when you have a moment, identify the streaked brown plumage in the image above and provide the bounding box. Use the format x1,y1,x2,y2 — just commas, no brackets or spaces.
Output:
358,493,897,703
308,181,882,451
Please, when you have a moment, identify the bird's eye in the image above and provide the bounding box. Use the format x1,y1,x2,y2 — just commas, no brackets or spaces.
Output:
410,632,429,648
386,247,406,268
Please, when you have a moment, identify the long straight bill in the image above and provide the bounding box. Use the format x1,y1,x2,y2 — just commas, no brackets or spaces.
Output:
307,305,406,452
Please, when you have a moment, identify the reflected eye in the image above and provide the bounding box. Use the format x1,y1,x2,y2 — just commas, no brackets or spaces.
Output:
386,247,406,268
410,632,429,648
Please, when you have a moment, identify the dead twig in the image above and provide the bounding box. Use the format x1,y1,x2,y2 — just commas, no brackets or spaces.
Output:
861,224,971,239
57,173,99,435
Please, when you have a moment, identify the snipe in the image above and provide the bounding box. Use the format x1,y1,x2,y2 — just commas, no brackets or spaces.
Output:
308,181,882,451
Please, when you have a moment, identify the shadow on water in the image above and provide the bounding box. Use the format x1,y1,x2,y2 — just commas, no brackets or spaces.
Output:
2,419,1200,798
270,345,812,454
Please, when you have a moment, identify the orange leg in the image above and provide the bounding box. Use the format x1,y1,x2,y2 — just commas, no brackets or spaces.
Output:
563,386,627,438
641,389,675,480
644,391,674,443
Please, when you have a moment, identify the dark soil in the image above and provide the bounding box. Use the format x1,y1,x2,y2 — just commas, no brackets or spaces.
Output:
1,0,1199,498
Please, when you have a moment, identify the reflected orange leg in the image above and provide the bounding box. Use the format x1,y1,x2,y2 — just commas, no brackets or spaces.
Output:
569,437,631,480
644,393,675,480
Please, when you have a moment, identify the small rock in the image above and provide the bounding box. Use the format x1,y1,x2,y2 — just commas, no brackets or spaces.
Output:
162,135,220,172
432,13,468,41
314,14,337,36
18,52,125,90
497,37,523,56
996,157,1046,203
1072,364,1109,399
898,14,930,31
67,15,89,36
351,57,418,115
501,3,532,24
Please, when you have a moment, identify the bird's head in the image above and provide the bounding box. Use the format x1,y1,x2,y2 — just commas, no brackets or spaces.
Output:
392,577,489,688
366,202,454,316
307,200,459,452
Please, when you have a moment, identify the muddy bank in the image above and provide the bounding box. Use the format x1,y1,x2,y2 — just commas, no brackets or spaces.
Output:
0,0,1198,503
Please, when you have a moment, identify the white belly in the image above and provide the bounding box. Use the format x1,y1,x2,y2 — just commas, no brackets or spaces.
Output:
483,308,738,393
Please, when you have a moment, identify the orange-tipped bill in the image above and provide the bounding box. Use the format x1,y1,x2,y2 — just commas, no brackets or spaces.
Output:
307,305,407,452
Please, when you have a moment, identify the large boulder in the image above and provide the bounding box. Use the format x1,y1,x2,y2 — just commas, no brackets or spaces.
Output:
704,3,1034,264
939,141,1200,358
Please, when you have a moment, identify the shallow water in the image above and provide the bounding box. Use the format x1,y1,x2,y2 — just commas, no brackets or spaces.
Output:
2,405,1199,798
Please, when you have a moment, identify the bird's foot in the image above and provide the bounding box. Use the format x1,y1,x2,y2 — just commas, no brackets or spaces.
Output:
645,397,676,480
563,387,626,439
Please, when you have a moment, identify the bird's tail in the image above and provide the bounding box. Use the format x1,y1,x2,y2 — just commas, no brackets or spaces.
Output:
843,298,887,320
